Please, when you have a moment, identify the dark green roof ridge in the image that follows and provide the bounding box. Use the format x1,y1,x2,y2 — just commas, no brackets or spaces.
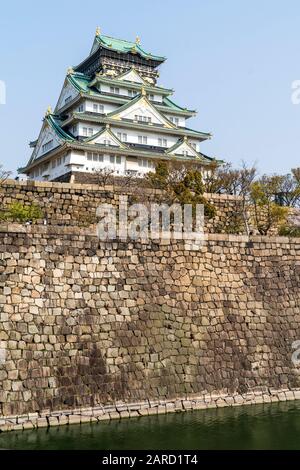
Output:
96,34,166,62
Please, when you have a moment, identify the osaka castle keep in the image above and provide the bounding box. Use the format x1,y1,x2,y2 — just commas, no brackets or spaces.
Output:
20,28,218,182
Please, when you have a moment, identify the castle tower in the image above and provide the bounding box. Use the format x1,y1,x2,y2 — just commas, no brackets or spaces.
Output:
20,29,217,182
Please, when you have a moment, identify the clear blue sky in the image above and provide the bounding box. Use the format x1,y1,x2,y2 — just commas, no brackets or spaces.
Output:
0,0,300,176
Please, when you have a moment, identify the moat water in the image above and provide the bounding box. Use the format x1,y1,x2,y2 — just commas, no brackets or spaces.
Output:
1,401,300,450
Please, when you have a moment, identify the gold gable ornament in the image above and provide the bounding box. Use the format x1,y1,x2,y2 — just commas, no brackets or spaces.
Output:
45,106,52,117
67,66,74,75
135,36,141,45
141,87,147,97
95,26,101,36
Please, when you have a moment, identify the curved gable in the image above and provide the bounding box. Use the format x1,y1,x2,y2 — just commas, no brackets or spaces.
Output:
108,94,175,128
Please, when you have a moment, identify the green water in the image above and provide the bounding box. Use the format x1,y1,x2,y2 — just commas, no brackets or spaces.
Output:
1,401,300,450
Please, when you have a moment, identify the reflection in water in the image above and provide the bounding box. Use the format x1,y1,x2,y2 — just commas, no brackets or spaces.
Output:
1,401,300,450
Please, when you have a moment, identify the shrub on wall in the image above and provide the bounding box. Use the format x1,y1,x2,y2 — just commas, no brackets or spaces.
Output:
0,202,43,223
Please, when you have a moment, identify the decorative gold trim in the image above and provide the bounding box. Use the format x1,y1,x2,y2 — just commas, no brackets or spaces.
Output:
45,106,52,116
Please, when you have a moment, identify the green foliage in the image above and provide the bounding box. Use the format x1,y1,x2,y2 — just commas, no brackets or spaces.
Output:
250,177,289,235
146,161,216,218
0,202,43,223
278,224,300,237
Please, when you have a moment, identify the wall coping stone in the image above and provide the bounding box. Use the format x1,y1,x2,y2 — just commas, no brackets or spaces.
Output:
0,223,299,245
1,179,241,200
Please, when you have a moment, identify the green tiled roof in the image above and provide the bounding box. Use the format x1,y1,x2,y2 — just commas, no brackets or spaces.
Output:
95,35,166,62
47,115,74,141
66,73,195,116
163,97,196,114
68,73,92,93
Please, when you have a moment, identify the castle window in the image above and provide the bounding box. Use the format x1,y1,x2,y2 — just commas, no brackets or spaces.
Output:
128,89,137,98
110,86,120,94
42,140,53,153
57,157,61,166
170,116,179,126
93,103,104,113
78,104,84,112
117,132,127,142
104,139,111,146
88,128,93,137
148,94,154,101
88,152,103,162
65,96,72,104
110,156,122,165
158,138,167,147
83,127,88,136
135,115,151,123
139,158,153,168
138,135,147,145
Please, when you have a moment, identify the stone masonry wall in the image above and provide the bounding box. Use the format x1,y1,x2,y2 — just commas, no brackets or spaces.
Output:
0,180,242,233
0,224,300,430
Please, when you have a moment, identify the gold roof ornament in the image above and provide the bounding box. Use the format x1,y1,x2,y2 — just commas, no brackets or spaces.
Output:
45,106,52,116
67,66,74,75
106,123,111,130
135,35,141,45
141,86,147,96
183,135,188,142
95,26,101,36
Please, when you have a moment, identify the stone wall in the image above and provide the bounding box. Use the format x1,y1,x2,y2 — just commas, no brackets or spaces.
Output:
0,224,300,431
0,179,242,233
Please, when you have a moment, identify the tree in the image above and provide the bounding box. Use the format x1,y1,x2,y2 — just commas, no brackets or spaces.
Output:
237,162,257,236
250,175,289,235
145,160,216,218
204,161,257,235
93,167,115,186
274,168,300,208
0,164,11,186
203,162,242,195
